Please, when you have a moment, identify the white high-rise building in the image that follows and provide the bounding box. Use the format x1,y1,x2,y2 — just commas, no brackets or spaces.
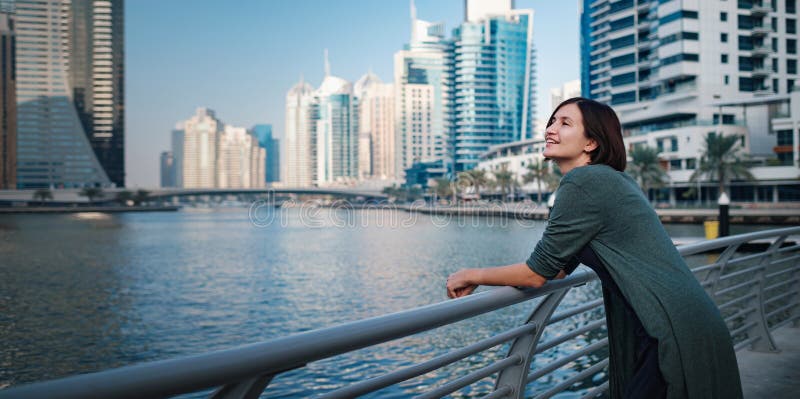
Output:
581,0,800,203
217,125,265,189
550,80,582,111
173,108,222,189
314,70,358,186
394,3,452,177
283,78,315,187
355,72,396,179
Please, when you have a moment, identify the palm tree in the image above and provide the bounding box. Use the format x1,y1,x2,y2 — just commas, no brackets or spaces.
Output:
32,189,53,205
493,165,515,202
690,133,754,198
115,190,134,205
79,187,104,203
430,178,454,203
457,169,489,199
627,145,668,199
522,160,551,204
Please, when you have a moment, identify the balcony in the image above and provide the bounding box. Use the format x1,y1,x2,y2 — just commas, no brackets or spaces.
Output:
751,4,771,16
752,66,771,76
751,24,773,36
751,45,772,56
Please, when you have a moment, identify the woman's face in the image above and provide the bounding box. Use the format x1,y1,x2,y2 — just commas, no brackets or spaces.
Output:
543,103,597,166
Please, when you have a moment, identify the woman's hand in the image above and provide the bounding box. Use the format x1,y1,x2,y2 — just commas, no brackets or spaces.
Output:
446,269,478,299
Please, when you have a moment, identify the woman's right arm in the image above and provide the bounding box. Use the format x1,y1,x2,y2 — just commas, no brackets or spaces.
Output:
446,263,555,298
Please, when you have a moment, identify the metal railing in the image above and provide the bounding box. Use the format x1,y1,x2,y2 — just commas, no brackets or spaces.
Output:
2,227,799,399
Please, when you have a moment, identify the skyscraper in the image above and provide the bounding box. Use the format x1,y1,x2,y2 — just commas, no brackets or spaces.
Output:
251,124,280,184
14,0,124,188
393,2,453,177
283,78,315,187
451,0,536,172
159,151,174,188
315,67,358,185
0,11,15,190
217,125,265,189
355,71,395,179
173,108,222,189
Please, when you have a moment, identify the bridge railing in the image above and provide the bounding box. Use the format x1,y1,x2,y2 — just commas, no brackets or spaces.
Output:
2,226,799,399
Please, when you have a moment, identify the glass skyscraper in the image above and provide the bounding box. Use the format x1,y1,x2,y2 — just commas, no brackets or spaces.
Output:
14,0,124,188
251,124,280,183
451,1,536,172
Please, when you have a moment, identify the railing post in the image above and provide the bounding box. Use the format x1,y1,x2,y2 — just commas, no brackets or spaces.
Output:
210,374,274,399
703,244,740,293
493,287,570,399
744,235,787,352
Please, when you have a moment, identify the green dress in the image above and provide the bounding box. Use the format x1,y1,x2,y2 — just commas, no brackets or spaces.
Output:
526,164,743,399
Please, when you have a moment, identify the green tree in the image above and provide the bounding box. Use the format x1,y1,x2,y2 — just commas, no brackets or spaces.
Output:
79,187,104,203
627,145,668,198
430,178,454,203
690,133,754,197
133,189,151,206
457,168,488,199
522,160,551,204
115,190,134,205
32,189,53,205
492,164,516,202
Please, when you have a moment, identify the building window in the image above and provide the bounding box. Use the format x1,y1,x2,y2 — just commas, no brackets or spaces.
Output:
739,35,754,50
789,39,798,54
774,78,780,93
790,79,796,92
670,159,682,170
789,0,797,13
774,58,779,72
789,59,798,74
740,77,755,92
721,12,728,22
724,75,730,85
657,139,664,152
777,130,794,146
721,33,728,42
722,53,729,63
789,18,798,34
773,17,778,32
773,37,779,51
685,158,696,170
671,137,678,151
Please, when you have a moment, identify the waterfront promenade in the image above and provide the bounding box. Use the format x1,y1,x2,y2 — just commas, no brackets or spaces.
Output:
738,325,800,398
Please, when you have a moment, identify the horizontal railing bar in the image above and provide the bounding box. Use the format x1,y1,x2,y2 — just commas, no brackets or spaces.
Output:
535,320,606,354
481,385,513,399
678,227,800,256
724,307,756,324
0,273,597,399
776,243,800,254
317,323,539,399
770,315,800,331
718,292,758,310
724,251,766,265
534,358,610,399
730,321,758,337
765,263,800,279
414,355,522,399
764,291,797,307
580,381,609,399
715,280,758,297
765,278,799,293
548,299,605,325
718,265,765,281
766,302,798,319
527,339,609,382
734,336,760,351
691,263,722,274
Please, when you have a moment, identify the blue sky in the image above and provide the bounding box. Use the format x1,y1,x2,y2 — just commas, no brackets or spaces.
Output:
125,0,580,187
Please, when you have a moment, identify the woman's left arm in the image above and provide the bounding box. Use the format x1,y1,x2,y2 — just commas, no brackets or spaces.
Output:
446,263,566,298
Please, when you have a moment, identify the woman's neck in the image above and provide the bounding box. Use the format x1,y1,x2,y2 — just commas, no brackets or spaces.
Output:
555,154,592,175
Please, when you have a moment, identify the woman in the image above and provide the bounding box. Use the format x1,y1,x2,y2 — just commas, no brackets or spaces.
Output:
446,98,742,399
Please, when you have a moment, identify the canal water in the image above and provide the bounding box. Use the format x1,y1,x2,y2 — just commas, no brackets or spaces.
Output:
0,208,775,397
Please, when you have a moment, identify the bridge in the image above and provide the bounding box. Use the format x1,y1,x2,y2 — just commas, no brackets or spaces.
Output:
0,227,798,398
0,187,388,204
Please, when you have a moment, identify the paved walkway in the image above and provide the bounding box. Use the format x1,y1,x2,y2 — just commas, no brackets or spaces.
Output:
738,325,800,398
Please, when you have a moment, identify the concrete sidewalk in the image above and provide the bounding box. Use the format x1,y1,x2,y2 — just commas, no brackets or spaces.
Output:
737,325,800,399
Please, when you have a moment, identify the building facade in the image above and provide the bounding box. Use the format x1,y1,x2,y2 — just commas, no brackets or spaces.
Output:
173,108,221,189
582,0,800,203
159,151,174,188
283,78,315,187
217,125,265,189
451,0,536,172
315,74,358,185
251,124,280,184
15,0,124,189
393,5,453,178
0,11,15,189
355,72,395,180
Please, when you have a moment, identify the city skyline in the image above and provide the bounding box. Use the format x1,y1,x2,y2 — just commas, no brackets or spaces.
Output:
125,0,580,187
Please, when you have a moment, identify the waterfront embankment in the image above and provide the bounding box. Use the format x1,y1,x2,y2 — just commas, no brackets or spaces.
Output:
400,204,800,224
0,205,180,214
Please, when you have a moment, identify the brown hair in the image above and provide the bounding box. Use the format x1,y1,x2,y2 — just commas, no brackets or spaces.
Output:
548,97,627,171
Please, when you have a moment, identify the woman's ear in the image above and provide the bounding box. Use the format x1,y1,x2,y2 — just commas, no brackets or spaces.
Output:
584,137,599,153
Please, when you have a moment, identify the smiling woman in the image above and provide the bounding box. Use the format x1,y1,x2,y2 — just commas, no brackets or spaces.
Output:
446,98,743,398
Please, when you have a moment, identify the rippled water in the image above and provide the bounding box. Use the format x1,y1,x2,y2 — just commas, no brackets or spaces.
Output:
0,208,769,397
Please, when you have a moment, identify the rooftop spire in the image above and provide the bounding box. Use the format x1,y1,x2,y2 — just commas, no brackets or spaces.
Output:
324,48,331,77
410,0,417,42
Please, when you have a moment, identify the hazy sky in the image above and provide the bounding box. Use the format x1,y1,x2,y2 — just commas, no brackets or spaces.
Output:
125,0,580,187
